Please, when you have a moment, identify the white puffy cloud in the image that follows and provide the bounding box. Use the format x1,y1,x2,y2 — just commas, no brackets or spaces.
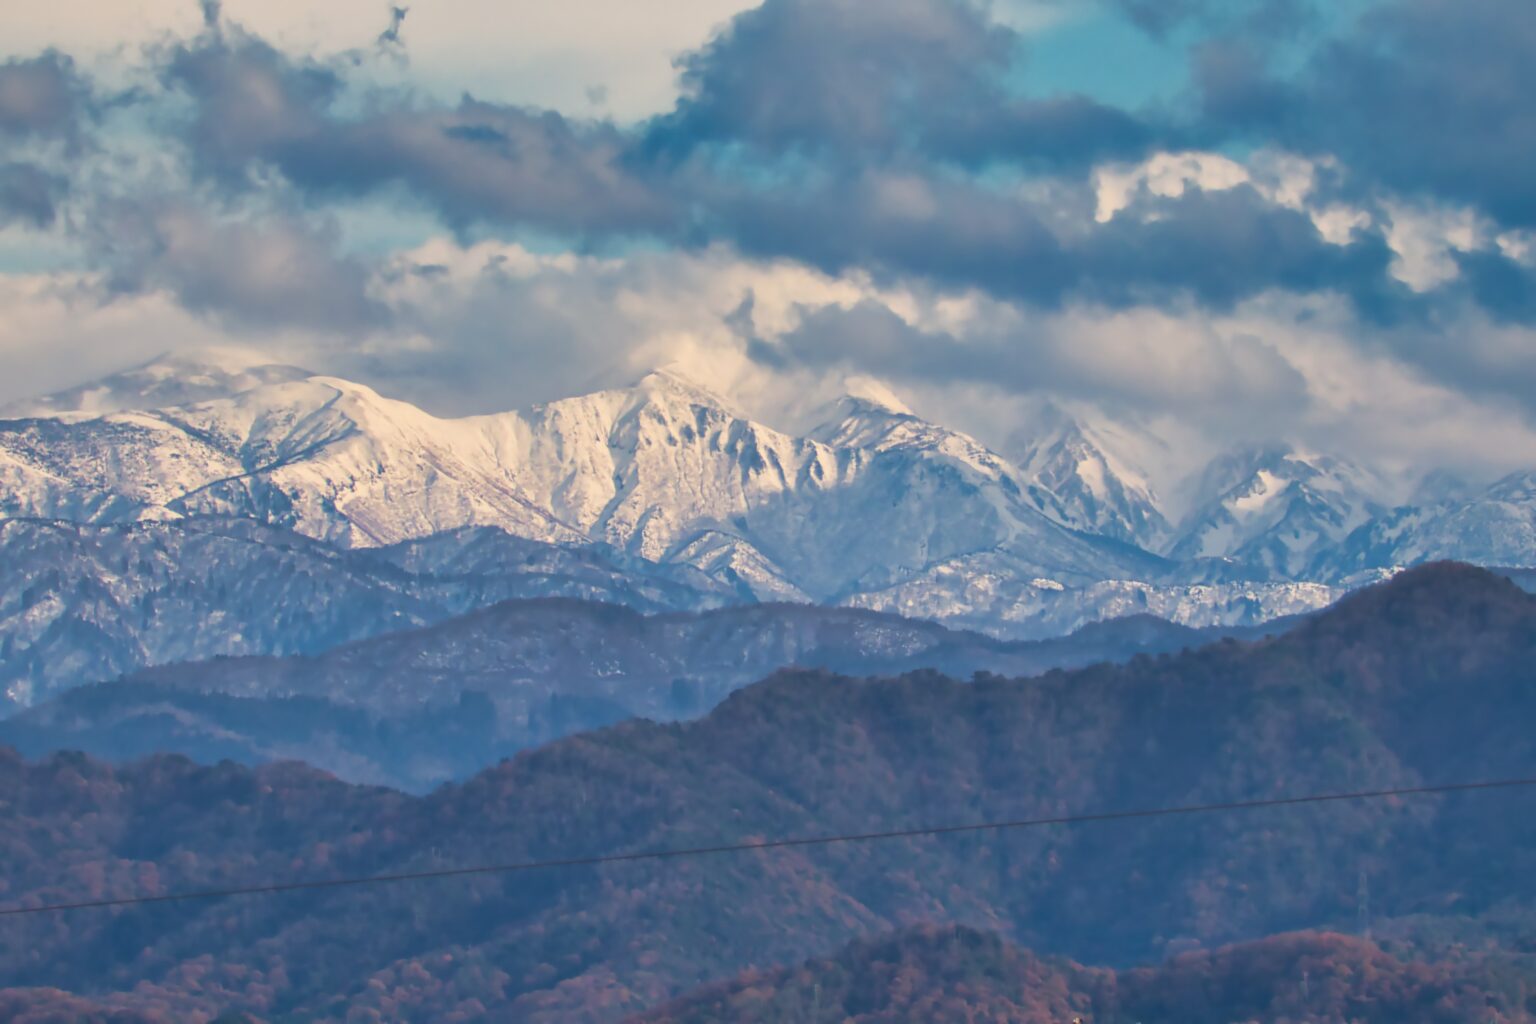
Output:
1094,151,1251,222
1093,148,1379,248
1382,201,1488,291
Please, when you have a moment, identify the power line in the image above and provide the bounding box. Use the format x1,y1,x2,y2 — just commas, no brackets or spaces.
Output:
2,777,1533,919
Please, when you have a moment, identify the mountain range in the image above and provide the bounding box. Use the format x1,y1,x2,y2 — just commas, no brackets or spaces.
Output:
0,349,1533,714
3,564,1535,1020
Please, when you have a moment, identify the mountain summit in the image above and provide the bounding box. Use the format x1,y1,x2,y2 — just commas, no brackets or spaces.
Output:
1170,445,1391,577
1,348,314,418
1009,401,1170,549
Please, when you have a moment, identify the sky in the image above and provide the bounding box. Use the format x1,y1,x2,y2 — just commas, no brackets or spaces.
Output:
2,0,1535,490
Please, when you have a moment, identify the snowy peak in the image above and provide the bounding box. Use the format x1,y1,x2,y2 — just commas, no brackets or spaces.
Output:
841,376,915,416
1171,445,1388,577
520,369,851,568
1486,471,1536,504
1328,470,1536,578
809,392,916,449
1009,403,1169,549
625,367,744,419
809,383,1017,486
2,348,314,419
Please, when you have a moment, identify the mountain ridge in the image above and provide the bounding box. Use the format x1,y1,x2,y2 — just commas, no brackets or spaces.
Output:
1,595,1273,790
1,351,1533,651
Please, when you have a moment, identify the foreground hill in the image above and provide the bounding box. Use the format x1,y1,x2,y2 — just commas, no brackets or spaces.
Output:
634,925,1532,1024
1,564,1534,1020
8,927,1519,1024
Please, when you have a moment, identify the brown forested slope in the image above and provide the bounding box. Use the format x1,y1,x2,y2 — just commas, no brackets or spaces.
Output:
634,925,1535,1024
1,563,1534,1021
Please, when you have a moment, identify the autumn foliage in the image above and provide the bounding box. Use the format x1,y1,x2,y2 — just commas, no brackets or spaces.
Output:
637,925,1535,1023
0,563,1534,1020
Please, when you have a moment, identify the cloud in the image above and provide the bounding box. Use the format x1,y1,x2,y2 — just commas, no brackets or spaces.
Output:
378,6,408,48
1202,0,1536,229
89,200,388,333
0,163,66,227
1456,251,1536,325
0,52,92,142
1076,186,1400,314
1110,0,1322,39
7,237,1536,488
0,271,288,409
160,28,674,236
653,0,1011,157
709,168,1405,318
647,0,1153,169
759,296,1311,425
120,0,1527,331
0,0,1532,483
350,239,881,414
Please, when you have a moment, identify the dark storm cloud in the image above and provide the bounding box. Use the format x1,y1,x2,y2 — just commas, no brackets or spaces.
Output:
161,34,341,184
1202,0,1536,228
645,0,1154,170
160,29,674,236
651,0,1010,156
1074,188,1403,316
0,52,93,142
277,102,673,235
0,163,67,227
1342,282,1536,416
712,173,1401,317
708,171,1072,303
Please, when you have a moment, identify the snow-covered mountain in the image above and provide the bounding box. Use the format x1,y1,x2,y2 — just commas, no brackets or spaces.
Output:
1008,401,1171,550
810,381,1023,488
2,351,1533,668
0,360,1154,606
0,374,586,545
1327,472,1536,578
1168,446,1391,578
1,347,312,418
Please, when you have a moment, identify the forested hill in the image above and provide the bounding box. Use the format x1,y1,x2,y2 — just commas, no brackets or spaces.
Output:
633,925,1533,1023
1,562,1534,1020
